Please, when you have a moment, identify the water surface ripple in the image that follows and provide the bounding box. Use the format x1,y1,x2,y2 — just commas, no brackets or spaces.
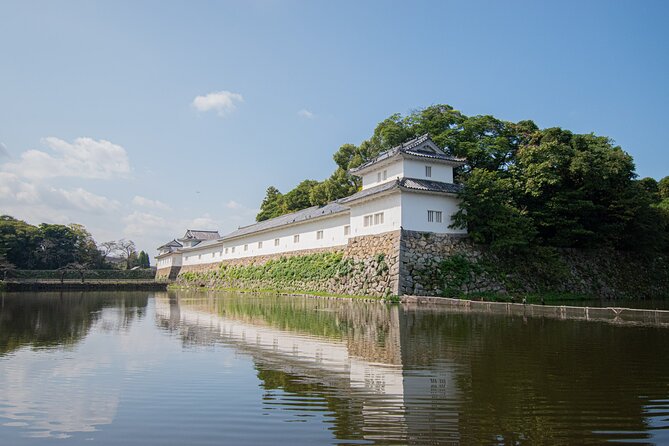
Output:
0,291,668,445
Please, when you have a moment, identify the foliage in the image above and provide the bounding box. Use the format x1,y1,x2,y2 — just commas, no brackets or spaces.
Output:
436,255,485,297
0,215,143,270
137,250,150,268
254,104,668,255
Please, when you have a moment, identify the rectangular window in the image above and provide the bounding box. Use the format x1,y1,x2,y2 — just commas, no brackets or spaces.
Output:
377,172,382,182
344,225,350,236
383,170,387,180
198,254,201,260
258,241,263,249
425,165,432,177
428,210,443,223
274,238,280,246
374,212,384,225
364,215,371,227
316,230,323,240
231,246,235,253
293,234,300,243
244,244,248,251
225,247,228,254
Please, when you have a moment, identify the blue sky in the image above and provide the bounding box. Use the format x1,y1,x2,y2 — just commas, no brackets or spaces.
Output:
1,0,668,257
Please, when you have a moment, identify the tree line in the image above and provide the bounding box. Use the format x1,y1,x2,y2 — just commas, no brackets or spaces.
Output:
257,104,669,254
0,215,151,270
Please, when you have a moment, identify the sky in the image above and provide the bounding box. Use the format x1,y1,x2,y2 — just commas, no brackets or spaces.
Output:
1,0,668,258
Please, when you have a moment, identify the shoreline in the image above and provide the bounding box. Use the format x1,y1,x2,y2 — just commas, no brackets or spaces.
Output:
401,295,669,327
1,280,168,292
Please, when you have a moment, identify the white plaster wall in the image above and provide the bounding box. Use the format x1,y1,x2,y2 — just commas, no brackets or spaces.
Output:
361,159,404,190
400,192,466,234
349,192,402,237
402,159,454,183
156,253,182,268
180,213,351,266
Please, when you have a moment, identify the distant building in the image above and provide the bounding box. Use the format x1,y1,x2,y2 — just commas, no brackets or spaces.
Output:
156,134,466,282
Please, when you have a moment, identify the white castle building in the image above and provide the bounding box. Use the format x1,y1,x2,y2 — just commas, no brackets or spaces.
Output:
156,134,466,281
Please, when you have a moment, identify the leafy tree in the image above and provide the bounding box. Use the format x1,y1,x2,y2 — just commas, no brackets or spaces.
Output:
0,216,41,269
659,176,669,200
452,169,536,253
138,250,150,268
256,186,286,222
283,180,319,212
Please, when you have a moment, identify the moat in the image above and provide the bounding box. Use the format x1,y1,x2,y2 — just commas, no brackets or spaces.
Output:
1,291,668,445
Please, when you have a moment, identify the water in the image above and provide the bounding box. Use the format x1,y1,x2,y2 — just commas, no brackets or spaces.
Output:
0,291,668,445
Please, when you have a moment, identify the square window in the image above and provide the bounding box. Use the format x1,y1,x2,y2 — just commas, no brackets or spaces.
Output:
425,166,432,177
374,212,384,225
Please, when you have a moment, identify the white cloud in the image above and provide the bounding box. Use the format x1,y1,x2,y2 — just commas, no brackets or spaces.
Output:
0,172,39,203
188,214,219,230
0,142,9,158
132,195,171,211
298,109,314,119
48,187,120,213
123,211,174,238
192,90,244,116
225,200,242,209
1,137,130,180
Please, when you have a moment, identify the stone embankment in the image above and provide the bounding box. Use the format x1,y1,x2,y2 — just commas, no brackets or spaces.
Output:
402,295,669,327
172,229,668,300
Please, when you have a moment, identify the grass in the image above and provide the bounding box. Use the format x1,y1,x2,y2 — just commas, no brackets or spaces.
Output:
167,283,383,300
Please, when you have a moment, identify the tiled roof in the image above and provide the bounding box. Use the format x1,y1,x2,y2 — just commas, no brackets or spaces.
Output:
399,178,464,194
157,239,183,250
338,180,399,204
339,177,462,204
222,201,349,241
180,229,220,241
350,134,465,174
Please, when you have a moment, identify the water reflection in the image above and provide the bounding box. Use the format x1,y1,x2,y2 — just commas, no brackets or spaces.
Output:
157,291,669,445
0,290,667,444
0,292,149,439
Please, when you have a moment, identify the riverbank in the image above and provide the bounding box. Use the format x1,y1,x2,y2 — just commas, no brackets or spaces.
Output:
1,280,168,292
402,295,669,327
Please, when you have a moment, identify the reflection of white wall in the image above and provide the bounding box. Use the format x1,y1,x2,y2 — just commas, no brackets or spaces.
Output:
154,298,405,398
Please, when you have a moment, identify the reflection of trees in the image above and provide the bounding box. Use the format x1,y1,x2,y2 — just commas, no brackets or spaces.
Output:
0,292,149,356
400,308,669,444
173,291,401,364
256,365,367,442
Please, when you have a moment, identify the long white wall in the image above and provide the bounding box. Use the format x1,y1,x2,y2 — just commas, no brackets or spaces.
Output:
401,192,466,234
180,212,351,267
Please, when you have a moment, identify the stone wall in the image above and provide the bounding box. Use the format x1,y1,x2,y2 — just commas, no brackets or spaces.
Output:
170,228,668,299
155,266,181,280
174,231,401,297
398,230,504,296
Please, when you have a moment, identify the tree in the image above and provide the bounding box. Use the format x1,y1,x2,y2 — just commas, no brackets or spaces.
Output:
659,176,669,200
137,251,150,268
99,241,119,265
116,239,137,269
256,186,286,222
